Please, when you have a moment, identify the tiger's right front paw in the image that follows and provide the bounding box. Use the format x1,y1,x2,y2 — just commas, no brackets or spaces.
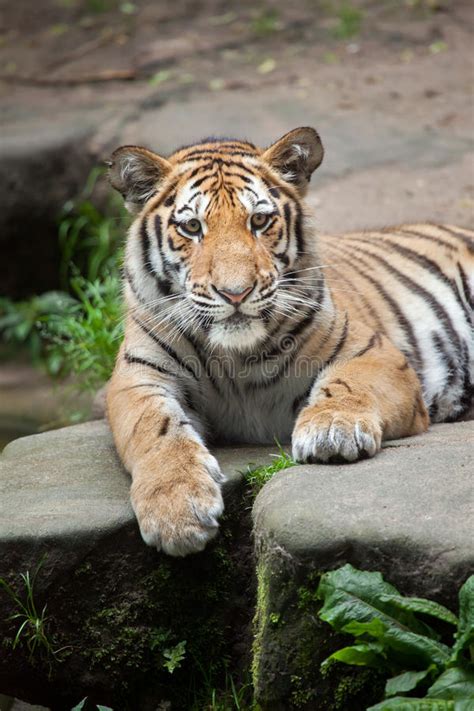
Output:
130,447,224,557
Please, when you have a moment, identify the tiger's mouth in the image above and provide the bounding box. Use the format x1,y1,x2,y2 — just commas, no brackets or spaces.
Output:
225,312,248,325
207,309,268,350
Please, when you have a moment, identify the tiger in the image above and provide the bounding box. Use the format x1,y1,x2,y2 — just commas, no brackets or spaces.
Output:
106,127,474,557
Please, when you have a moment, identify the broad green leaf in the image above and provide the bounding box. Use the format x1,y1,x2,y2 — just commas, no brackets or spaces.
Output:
343,617,388,639
317,565,450,667
380,594,458,627
427,667,474,700
454,702,474,711
322,642,386,670
452,576,474,662
70,701,86,711
367,698,456,710
97,706,114,710
385,668,434,697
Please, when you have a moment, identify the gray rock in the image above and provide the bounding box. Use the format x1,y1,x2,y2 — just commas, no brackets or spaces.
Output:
0,420,273,542
0,420,274,710
252,421,474,710
0,115,101,298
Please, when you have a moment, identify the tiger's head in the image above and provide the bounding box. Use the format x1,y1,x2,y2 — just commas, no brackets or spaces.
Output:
109,128,324,351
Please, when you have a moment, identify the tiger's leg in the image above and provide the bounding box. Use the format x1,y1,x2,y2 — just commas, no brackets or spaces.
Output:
107,344,224,556
292,332,429,463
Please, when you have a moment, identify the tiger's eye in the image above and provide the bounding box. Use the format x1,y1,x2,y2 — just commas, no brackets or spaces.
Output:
251,213,269,230
185,219,202,234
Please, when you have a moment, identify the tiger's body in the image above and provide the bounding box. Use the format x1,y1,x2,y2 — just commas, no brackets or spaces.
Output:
106,129,474,556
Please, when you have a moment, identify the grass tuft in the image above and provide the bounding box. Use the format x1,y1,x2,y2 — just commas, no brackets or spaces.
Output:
244,443,296,493
0,557,65,674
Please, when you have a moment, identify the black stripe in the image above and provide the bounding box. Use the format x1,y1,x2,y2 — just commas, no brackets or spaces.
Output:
190,174,211,190
168,235,187,252
139,217,172,296
432,332,457,388
181,145,256,157
397,228,456,251
457,262,474,310
337,246,425,376
250,310,322,390
437,225,474,253
132,316,199,380
325,313,349,366
333,378,352,393
294,204,304,257
353,245,464,356
290,314,338,411
184,331,223,395
185,156,249,169
326,261,386,334
158,416,170,436
124,351,174,377
429,395,439,420
283,203,292,260
265,309,316,358
124,267,147,306
141,218,155,278
355,331,382,358
221,171,254,184
350,234,468,315
176,205,191,215
153,215,172,296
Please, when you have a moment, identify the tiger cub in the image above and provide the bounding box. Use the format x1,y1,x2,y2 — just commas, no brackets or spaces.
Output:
106,127,473,556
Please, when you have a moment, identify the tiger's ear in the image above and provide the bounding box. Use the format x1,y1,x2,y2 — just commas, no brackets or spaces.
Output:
107,146,172,213
262,127,324,195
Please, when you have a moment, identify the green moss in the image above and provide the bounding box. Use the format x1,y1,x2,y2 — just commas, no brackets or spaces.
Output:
43,492,256,709
333,668,383,710
251,560,271,694
251,561,385,710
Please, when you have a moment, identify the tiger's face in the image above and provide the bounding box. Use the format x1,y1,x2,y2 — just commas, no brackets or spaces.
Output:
109,128,324,351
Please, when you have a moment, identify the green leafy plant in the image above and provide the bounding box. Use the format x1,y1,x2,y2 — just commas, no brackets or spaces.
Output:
190,658,255,711
44,274,123,391
0,168,126,396
0,292,78,364
0,557,64,673
317,564,474,708
58,166,127,288
244,443,296,492
162,639,187,674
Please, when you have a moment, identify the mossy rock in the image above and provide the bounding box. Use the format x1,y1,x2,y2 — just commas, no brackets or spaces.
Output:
251,422,473,709
0,422,276,710
252,559,384,710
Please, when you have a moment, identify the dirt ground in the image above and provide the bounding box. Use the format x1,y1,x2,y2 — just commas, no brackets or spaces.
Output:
0,0,473,231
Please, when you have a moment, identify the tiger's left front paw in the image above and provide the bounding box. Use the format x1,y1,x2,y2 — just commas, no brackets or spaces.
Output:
292,408,382,463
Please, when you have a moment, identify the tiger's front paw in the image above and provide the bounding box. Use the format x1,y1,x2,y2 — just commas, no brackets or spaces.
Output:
131,446,224,557
292,407,382,463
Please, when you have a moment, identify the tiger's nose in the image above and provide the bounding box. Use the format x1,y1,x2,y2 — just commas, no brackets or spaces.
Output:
213,283,255,304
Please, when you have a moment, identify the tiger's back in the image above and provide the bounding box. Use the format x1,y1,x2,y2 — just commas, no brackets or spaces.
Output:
321,222,474,422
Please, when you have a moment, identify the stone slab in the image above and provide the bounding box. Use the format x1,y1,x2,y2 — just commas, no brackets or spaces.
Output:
253,421,474,593
252,420,474,710
0,419,275,543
